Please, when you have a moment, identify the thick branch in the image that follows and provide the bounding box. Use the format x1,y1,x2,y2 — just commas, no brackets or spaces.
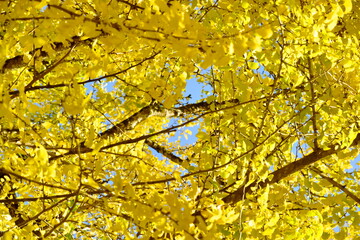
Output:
145,139,188,167
99,101,161,138
49,114,203,161
2,36,94,73
99,101,210,138
100,96,269,139
307,57,319,149
223,133,360,204
47,95,281,161
102,114,203,149
222,147,337,204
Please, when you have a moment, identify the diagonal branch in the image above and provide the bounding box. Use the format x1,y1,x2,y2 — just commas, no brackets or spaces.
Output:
101,114,204,149
222,148,337,204
99,100,161,138
0,168,74,192
223,133,360,204
100,94,274,139
43,189,81,238
0,193,77,203
9,49,160,98
49,114,204,161
2,36,93,73
145,139,189,168
310,167,360,205
9,50,161,97
25,44,76,90
116,0,145,10
17,196,69,230
307,57,319,149
48,93,289,161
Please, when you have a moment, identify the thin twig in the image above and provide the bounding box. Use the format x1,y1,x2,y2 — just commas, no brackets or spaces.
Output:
310,167,360,204
25,44,76,89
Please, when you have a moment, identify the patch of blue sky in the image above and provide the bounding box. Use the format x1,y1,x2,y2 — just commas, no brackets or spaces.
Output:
349,155,360,172
254,62,272,78
181,76,213,104
84,78,117,95
169,74,212,146
149,76,213,174
40,5,48,12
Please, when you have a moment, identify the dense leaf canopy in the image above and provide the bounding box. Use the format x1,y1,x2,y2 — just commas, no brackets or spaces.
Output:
0,0,360,239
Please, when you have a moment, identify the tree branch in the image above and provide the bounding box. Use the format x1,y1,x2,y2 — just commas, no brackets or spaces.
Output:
223,133,360,204
310,167,360,205
100,94,273,139
48,93,289,161
8,50,160,97
222,149,335,204
43,189,80,238
25,44,76,90
0,168,74,192
0,193,77,203
116,0,145,10
145,139,189,168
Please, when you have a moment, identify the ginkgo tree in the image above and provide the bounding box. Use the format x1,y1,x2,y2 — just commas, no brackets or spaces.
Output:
0,0,360,239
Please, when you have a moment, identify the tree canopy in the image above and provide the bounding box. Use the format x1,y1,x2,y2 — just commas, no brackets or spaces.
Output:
0,0,360,239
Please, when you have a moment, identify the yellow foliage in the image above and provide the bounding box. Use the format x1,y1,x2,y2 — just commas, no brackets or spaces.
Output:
0,0,360,239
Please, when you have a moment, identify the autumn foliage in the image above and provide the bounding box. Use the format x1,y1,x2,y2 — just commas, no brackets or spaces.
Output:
0,0,360,239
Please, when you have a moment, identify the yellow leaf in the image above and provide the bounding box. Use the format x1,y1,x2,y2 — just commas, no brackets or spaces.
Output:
174,172,182,182
342,59,353,68
277,5,287,14
62,83,92,115
163,97,176,108
225,209,240,223
293,75,305,87
257,25,273,39
85,124,95,148
228,41,235,55
179,72,187,81
326,5,341,31
46,161,58,178
241,1,250,9
248,35,262,50
267,213,280,227
92,140,104,154
125,183,136,198
35,143,48,165
175,235,185,240
258,185,269,207
263,227,275,236
343,0,352,14
248,219,255,227
327,17,338,31
42,121,52,129
84,177,99,189
248,62,259,70
2,231,13,240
